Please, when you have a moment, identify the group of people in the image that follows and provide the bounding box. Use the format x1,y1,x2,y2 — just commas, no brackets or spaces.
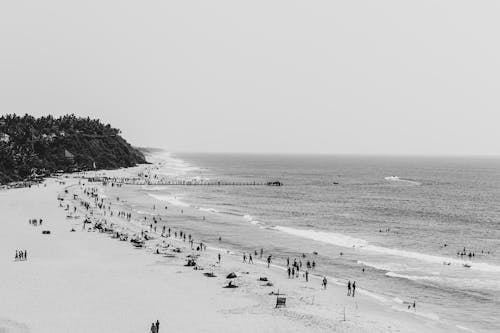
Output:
149,320,160,333
347,280,356,297
242,252,254,263
28,218,43,226
75,180,366,319
454,246,492,258
14,250,28,261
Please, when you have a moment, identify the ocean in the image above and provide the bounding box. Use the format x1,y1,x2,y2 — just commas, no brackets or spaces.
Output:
135,152,500,332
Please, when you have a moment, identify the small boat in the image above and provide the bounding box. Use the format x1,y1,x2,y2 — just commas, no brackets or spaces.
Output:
463,263,471,268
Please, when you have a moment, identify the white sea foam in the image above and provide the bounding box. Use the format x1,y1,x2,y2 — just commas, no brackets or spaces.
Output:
244,214,261,225
456,325,477,332
276,226,500,273
274,226,367,248
385,272,500,290
148,193,190,208
393,297,404,304
384,176,421,185
135,210,157,216
357,260,410,272
199,207,219,213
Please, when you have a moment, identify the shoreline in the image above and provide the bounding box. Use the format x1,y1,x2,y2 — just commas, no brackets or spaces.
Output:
0,159,460,332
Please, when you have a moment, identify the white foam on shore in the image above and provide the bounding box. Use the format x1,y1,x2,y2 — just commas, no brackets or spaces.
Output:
244,214,261,225
198,207,219,213
135,210,158,216
456,324,477,332
386,272,500,290
148,193,190,207
275,226,500,273
274,226,367,248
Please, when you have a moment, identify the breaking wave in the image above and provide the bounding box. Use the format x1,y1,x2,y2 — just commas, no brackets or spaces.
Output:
384,176,421,185
274,226,500,273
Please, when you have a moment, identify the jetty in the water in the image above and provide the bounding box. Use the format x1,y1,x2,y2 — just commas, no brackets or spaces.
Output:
82,176,282,187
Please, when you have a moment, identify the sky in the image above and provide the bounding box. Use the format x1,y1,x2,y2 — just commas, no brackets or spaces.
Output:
1,1,499,155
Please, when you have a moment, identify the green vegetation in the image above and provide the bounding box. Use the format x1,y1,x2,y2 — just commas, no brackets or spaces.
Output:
0,114,146,184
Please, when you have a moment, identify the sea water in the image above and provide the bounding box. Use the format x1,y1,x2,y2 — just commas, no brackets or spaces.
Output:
138,152,500,332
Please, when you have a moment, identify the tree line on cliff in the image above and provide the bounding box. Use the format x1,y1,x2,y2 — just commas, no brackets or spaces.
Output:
0,114,146,184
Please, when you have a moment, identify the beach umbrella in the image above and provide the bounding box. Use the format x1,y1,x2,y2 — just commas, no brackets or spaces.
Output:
224,272,238,288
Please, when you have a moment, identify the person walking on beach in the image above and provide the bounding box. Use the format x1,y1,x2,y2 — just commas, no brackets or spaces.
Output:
267,255,272,268
260,248,263,259
352,281,356,297
218,253,221,264
243,253,247,263
249,254,253,264
322,276,327,289
291,267,295,279
155,320,160,332
287,267,291,278
305,270,309,282
150,322,156,333
347,280,351,296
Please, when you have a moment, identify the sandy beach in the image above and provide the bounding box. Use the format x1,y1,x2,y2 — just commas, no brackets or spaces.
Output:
0,163,456,333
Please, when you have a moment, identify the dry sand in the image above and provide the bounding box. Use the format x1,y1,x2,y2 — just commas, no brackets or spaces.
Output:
0,171,454,332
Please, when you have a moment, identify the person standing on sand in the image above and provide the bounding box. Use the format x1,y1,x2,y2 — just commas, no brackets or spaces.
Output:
150,322,156,333
322,276,327,289
305,270,309,282
347,281,351,296
267,255,272,268
218,253,221,264
249,254,253,264
287,267,291,278
352,281,356,297
291,267,295,279
260,248,263,259
156,320,160,332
